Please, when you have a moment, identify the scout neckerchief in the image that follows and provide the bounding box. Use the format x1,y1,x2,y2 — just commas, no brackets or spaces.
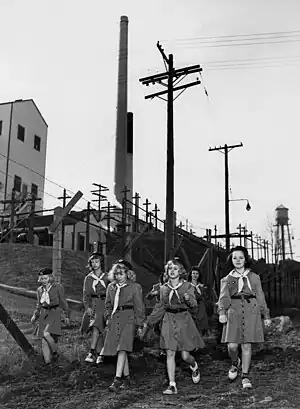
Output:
111,282,127,316
229,269,252,293
191,282,202,295
166,281,183,305
40,283,52,304
88,272,106,292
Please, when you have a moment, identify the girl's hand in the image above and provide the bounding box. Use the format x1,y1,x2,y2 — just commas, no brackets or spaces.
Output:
31,315,36,324
264,318,272,328
183,293,190,301
219,314,227,324
64,317,70,325
137,327,143,339
86,308,93,316
151,290,159,296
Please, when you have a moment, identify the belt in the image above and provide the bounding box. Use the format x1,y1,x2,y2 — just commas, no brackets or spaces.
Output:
116,305,134,311
91,294,106,299
231,294,256,303
42,304,59,310
166,308,188,314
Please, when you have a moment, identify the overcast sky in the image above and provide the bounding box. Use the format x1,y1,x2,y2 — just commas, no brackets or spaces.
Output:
1,0,299,258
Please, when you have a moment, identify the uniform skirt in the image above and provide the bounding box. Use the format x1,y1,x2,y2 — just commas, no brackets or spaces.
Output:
102,309,135,355
160,310,205,351
193,301,209,332
221,297,265,343
36,306,62,337
81,298,106,334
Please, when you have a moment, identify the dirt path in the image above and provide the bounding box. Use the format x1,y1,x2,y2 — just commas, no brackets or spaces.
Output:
1,346,300,409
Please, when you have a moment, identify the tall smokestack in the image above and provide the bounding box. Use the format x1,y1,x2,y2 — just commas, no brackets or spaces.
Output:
126,112,133,206
114,15,129,207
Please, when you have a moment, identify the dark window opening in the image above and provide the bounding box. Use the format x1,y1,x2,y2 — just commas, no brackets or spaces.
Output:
14,175,22,192
17,125,25,142
31,183,38,198
0,120,2,136
34,135,41,151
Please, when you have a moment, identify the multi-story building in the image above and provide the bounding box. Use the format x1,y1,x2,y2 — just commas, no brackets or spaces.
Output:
0,99,48,216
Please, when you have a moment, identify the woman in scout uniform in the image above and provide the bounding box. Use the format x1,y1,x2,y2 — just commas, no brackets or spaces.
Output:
31,268,70,364
102,259,145,392
145,267,169,303
142,258,205,395
83,252,109,364
217,246,272,389
187,266,209,336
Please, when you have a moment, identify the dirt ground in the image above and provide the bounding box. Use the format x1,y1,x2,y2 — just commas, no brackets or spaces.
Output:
0,290,300,409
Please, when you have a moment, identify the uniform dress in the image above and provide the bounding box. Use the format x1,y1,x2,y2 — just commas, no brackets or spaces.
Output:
217,269,270,343
102,281,145,355
82,272,109,334
190,283,209,332
33,283,69,337
146,281,205,351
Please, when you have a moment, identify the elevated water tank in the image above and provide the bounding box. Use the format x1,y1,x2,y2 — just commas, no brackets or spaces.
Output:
276,205,289,226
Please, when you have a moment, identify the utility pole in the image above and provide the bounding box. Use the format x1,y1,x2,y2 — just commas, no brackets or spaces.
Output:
91,183,108,254
27,194,41,244
140,42,202,262
209,143,243,251
58,189,71,248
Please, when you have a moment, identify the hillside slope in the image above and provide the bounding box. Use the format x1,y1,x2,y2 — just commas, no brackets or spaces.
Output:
0,244,158,300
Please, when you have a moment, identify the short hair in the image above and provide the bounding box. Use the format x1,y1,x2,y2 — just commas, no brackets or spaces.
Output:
227,245,252,269
109,260,136,283
165,258,186,279
87,252,105,271
187,265,203,283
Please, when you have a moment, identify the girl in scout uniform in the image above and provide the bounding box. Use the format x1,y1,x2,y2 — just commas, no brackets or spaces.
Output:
217,246,272,389
31,268,70,364
83,252,109,364
102,259,145,392
142,258,205,395
187,266,209,336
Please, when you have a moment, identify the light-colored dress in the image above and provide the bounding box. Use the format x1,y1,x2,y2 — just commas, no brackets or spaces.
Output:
146,280,205,351
217,269,270,343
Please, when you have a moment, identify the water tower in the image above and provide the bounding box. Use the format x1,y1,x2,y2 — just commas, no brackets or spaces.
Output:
274,205,294,262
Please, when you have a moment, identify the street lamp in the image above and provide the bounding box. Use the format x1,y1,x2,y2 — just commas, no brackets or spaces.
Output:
230,198,251,212
227,198,252,250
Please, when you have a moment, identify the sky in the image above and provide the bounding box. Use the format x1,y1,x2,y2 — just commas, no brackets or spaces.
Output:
0,0,299,258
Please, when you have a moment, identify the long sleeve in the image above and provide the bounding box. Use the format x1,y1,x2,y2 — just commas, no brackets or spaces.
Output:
217,277,231,314
82,276,92,310
32,289,42,318
57,284,70,318
184,283,198,308
133,283,145,327
146,286,166,326
145,283,160,300
255,275,270,319
104,284,114,321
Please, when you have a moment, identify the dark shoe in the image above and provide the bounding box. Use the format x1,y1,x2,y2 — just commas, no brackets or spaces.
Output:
52,352,59,362
109,378,122,392
120,376,131,389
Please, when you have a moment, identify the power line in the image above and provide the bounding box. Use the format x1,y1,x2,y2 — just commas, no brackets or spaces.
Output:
163,29,300,43
172,38,300,49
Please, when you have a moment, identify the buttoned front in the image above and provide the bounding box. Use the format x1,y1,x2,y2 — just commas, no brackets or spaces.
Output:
147,281,205,351
217,270,269,343
81,273,109,334
102,281,145,355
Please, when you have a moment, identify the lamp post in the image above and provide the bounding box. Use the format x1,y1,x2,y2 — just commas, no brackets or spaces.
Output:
227,198,251,250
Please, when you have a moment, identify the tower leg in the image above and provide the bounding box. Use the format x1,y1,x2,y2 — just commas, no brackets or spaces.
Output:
287,224,293,260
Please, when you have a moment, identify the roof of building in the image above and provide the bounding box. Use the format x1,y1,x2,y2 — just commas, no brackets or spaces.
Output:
17,210,88,229
0,99,48,127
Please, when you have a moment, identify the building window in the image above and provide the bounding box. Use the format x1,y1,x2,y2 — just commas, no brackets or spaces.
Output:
22,183,28,197
14,175,22,192
17,125,25,142
34,135,41,151
31,183,38,198
0,120,2,136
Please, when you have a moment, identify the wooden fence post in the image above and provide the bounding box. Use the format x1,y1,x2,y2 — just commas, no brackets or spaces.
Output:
52,207,63,284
